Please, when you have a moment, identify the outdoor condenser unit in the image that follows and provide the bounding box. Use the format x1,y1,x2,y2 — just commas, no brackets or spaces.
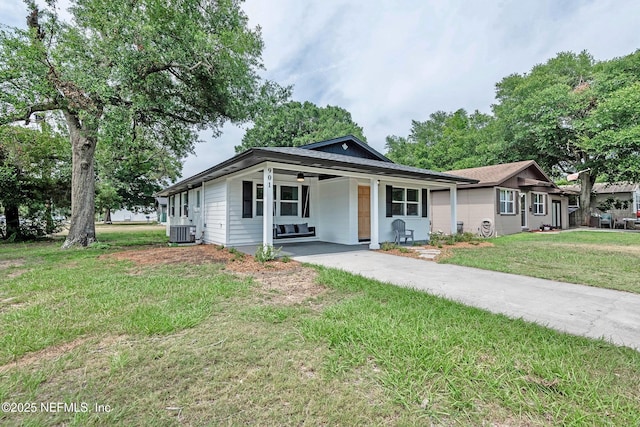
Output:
169,225,196,243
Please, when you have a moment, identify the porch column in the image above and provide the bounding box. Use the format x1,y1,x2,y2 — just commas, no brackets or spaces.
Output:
450,185,458,235
263,163,274,247
369,178,380,249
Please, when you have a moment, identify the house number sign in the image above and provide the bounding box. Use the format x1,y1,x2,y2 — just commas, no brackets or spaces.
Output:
267,168,272,188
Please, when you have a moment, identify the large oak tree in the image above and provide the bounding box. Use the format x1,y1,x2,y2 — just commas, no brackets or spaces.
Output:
492,50,640,223
0,0,269,247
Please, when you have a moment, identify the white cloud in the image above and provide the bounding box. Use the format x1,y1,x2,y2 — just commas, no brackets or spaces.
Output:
2,0,639,180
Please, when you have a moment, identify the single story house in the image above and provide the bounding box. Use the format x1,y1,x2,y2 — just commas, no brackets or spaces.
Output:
560,182,640,226
156,136,477,249
431,160,570,236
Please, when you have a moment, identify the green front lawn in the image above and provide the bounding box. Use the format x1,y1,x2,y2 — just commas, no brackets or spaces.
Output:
442,231,640,293
1,229,639,425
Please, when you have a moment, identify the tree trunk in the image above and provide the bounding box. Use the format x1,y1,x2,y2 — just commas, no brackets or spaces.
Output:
104,207,112,224
62,112,97,248
4,204,20,240
579,171,595,226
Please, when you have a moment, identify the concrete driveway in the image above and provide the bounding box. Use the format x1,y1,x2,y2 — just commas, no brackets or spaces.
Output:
293,250,640,351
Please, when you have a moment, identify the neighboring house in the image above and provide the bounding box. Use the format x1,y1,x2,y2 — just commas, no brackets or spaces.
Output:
560,182,640,226
431,160,570,236
155,136,476,248
155,197,168,224
108,207,157,222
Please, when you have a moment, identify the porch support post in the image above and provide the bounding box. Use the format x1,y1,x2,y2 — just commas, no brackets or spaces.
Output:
263,163,274,248
450,185,458,235
369,178,380,250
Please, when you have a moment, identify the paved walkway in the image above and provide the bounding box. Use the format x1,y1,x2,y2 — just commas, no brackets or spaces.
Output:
293,250,640,351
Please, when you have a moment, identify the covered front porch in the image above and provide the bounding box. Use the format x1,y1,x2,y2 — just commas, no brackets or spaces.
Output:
224,160,460,250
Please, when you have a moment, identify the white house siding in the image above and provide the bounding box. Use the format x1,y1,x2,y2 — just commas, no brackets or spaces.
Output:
317,177,353,245
203,180,227,245
377,180,432,243
431,188,495,235
227,174,263,246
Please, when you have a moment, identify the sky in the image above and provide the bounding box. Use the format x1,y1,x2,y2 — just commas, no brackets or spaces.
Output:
2,0,639,181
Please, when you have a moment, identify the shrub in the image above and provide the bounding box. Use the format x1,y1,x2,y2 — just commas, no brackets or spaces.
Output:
254,244,281,263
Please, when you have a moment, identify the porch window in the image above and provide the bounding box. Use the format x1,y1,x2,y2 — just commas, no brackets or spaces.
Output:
499,189,516,214
392,187,419,216
256,184,264,216
280,185,299,216
170,195,175,216
533,192,546,215
255,184,276,217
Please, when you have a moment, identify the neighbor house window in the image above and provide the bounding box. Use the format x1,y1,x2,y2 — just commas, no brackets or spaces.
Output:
196,190,201,208
499,189,516,214
533,192,546,215
170,195,175,216
391,187,420,216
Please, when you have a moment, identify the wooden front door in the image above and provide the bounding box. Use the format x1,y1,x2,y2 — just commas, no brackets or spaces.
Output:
358,186,371,241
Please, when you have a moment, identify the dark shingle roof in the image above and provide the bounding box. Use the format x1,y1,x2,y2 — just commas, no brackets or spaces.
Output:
156,145,477,196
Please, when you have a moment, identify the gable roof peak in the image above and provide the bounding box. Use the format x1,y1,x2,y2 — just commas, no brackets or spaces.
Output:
299,135,392,163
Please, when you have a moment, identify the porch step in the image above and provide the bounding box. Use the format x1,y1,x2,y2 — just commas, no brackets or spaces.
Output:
409,248,442,260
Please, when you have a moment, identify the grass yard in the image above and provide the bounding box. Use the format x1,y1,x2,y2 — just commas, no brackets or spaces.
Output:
1,228,639,425
441,230,640,294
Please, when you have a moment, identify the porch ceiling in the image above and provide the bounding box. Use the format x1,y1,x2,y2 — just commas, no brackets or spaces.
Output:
156,146,478,196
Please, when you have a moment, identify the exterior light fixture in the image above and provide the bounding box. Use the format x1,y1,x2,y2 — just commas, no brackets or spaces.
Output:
296,172,305,182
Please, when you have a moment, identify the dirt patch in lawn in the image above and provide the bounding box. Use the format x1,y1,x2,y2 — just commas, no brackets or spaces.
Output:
0,337,91,373
102,245,324,306
243,266,325,306
101,244,299,273
0,258,25,269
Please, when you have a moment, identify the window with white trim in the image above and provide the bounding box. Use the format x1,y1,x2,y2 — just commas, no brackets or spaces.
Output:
392,187,419,216
533,192,546,215
279,185,299,216
255,183,276,217
182,192,189,217
256,184,302,217
499,189,516,214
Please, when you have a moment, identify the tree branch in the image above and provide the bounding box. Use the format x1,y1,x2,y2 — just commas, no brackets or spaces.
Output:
0,102,60,126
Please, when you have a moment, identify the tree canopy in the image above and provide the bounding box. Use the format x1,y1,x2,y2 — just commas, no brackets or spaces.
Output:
492,50,640,220
236,101,366,152
385,49,640,222
385,109,502,171
0,0,273,247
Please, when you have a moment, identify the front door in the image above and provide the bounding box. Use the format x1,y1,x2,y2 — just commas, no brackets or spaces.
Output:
552,200,562,229
358,186,371,241
520,193,527,228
